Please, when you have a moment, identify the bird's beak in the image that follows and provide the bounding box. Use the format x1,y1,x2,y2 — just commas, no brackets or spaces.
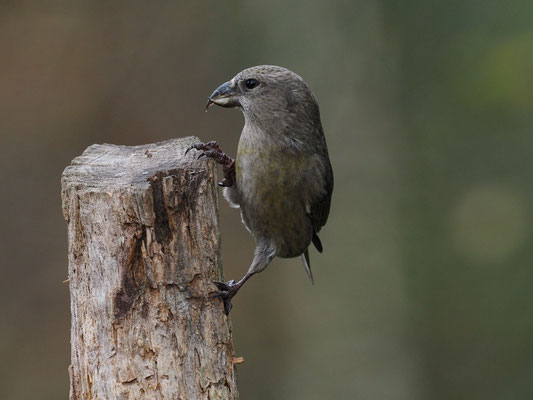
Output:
205,81,240,111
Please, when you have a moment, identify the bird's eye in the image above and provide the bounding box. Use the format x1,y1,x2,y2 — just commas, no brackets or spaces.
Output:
245,79,259,89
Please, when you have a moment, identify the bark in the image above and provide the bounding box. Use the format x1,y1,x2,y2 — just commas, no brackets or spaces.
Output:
61,137,238,400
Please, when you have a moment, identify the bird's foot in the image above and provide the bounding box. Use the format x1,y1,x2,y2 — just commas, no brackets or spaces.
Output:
212,279,242,315
184,141,235,187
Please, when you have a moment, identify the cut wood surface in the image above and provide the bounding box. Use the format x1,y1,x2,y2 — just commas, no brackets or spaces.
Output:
61,137,238,399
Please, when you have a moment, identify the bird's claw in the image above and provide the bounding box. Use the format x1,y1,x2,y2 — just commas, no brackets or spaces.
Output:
212,280,239,315
184,141,236,187
185,141,217,157
213,279,235,291
184,144,197,157
216,178,232,187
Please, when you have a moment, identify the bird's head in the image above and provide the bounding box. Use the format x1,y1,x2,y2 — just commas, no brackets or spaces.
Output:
206,65,320,130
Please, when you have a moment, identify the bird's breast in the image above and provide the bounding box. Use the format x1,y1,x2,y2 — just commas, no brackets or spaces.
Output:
235,142,313,257
236,144,307,202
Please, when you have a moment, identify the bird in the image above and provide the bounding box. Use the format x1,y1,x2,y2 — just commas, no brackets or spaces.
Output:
186,65,333,314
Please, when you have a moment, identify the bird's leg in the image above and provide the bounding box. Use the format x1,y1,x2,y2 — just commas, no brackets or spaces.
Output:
212,247,274,315
184,141,235,187
212,272,254,315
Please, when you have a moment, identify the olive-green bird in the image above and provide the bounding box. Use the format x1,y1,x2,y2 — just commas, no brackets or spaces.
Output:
187,65,333,314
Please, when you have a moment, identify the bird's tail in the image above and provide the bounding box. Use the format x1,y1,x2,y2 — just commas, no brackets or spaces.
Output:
301,249,314,284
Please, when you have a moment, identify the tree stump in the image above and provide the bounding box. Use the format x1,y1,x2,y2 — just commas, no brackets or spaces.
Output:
61,137,238,400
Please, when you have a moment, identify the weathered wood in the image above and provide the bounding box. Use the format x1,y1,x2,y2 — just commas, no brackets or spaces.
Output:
61,137,238,400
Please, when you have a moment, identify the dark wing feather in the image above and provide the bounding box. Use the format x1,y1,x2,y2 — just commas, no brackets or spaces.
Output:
312,231,323,253
308,158,333,251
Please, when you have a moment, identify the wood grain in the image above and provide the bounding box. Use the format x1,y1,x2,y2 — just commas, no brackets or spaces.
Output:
61,137,238,399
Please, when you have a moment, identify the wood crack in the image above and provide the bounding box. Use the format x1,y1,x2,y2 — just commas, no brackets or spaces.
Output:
113,235,143,320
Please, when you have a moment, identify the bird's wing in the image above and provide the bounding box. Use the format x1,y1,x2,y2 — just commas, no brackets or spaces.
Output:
307,157,333,242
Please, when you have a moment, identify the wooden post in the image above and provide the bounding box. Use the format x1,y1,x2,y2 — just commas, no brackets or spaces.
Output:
61,137,238,400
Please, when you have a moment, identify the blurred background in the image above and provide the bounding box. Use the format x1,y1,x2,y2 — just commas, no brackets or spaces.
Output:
1,1,532,399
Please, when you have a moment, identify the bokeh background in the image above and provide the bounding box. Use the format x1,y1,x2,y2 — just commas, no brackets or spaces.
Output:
1,1,532,399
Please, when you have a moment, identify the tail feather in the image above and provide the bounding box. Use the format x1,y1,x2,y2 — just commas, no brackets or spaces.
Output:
301,249,314,284
312,231,323,253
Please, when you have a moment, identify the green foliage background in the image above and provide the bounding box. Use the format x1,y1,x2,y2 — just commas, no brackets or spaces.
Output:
1,1,532,398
